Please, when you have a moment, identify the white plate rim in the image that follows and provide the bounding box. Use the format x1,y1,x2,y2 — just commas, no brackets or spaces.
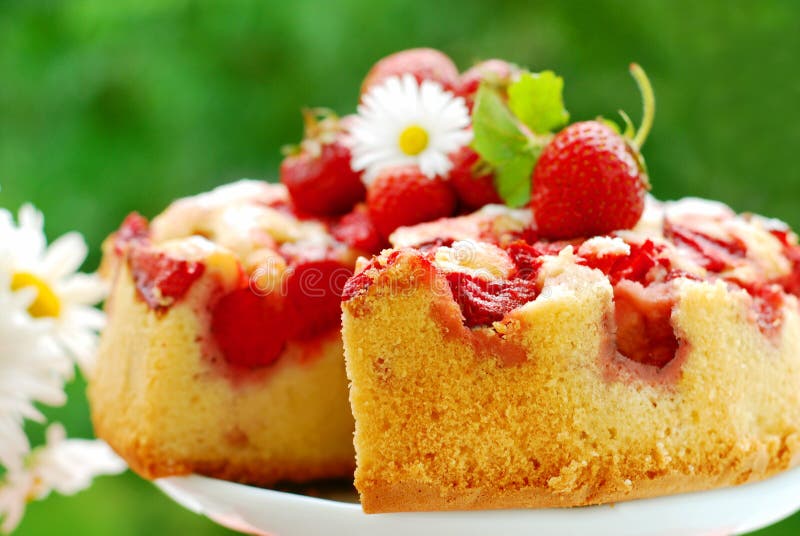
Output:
155,464,800,536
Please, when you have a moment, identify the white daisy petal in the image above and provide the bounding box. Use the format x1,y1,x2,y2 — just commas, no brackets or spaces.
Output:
42,232,89,281
349,74,471,184
58,273,108,306
63,306,106,331
56,325,100,374
0,423,126,533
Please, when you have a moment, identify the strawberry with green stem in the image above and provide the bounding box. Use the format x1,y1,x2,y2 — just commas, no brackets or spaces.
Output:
280,108,366,217
471,64,656,240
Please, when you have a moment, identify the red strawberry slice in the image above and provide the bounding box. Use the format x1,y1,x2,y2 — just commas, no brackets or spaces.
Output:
505,241,545,281
664,221,746,273
128,248,206,311
613,281,679,368
114,212,150,255
580,239,669,285
445,271,539,327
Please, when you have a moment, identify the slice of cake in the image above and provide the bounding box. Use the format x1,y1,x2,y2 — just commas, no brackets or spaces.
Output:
90,180,363,484
341,55,800,512
342,198,800,512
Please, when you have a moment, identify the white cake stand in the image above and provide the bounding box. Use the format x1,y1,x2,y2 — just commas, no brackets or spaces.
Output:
156,466,800,536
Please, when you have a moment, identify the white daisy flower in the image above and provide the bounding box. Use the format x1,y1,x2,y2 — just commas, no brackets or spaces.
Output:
0,271,67,473
349,73,472,183
0,423,126,533
0,204,107,374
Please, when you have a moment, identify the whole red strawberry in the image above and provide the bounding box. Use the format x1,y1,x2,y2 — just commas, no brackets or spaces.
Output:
531,64,655,240
447,145,502,211
458,59,519,110
531,120,648,239
280,110,366,216
367,166,457,239
361,48,459,95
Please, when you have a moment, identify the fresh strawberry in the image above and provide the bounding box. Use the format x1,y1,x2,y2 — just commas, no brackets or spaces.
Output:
458,59,519,110
447,145,502,210
361,48,459,95
331,204,386,254
531,121,648,239
366,166,457,239
280,110,366,216
530,65,655,240
211,287,293,368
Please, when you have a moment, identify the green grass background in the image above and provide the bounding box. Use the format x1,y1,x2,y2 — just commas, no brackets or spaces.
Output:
1,0,799,534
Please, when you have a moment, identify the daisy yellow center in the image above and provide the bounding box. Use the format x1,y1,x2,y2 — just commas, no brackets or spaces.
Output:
11,272,61,318
398,125,429,156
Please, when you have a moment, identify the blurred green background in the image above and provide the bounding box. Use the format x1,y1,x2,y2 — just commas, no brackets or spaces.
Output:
2,0,799,534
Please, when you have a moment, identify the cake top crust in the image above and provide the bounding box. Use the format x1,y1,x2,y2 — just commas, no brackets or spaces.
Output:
344,194,800,367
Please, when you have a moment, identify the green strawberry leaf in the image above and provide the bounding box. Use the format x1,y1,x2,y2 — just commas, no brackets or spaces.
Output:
508,71,569,135
471,85,539,207
494,151,540,207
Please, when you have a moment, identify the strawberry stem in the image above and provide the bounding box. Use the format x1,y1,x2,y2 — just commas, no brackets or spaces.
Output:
629,63,655,148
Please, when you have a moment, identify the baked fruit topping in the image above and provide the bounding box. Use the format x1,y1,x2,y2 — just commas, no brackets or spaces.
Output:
128,247,206,312
346,195,800,371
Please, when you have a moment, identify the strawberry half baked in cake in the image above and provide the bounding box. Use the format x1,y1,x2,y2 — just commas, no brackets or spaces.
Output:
342,58,800,511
